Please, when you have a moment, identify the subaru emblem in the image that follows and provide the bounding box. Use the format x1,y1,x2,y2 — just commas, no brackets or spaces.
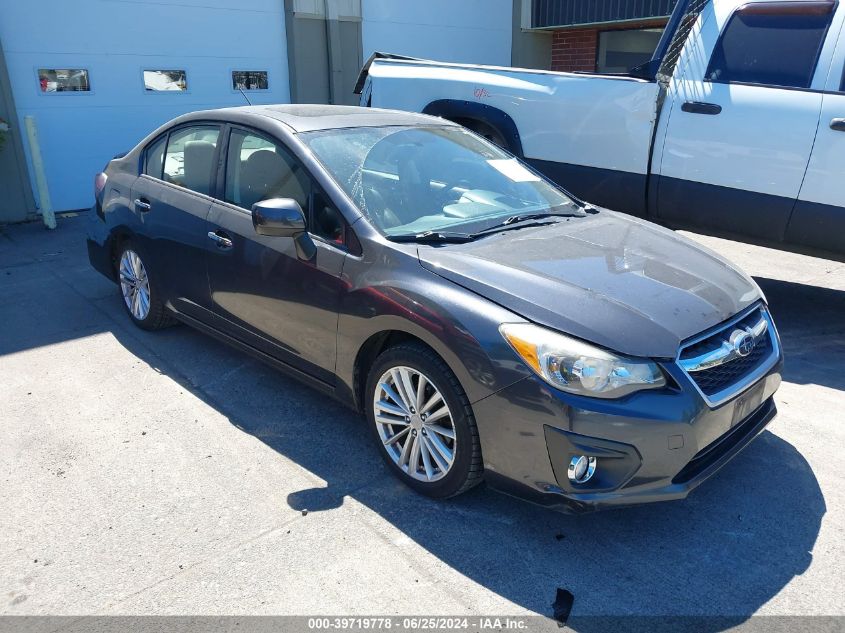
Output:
732,331,756,357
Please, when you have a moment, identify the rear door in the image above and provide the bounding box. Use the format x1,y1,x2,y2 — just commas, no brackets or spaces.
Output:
787,6,845,256
205,126,348,384
131,123,221,321
655,0,837,242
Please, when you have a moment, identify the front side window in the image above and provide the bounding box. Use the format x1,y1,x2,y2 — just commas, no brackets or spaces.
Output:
225,130,345,245
224,130,310,211
163,125,220,195
705,4,834,89
301,125,579,237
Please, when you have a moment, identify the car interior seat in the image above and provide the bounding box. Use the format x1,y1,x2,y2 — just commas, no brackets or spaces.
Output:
240,149,307,211
183,140,216,195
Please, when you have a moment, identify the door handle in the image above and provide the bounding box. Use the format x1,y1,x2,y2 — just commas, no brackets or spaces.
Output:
134,198,152,212
207,230,233,249
830,118,845,132
682,101,722,115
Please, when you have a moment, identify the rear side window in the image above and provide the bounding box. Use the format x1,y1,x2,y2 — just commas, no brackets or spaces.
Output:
144,136,166,179
163,125,220,195
705,3,834,89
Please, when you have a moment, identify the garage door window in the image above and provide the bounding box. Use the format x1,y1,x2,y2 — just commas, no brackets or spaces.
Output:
706,4,835,89
38,69,90,92
163,126,220,195
232,71,268,91
144,70,187,92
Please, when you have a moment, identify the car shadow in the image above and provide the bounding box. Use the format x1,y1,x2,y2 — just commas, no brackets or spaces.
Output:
102,312,824,628
754,276,845,392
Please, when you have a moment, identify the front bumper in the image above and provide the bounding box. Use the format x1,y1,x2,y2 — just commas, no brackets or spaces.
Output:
473,352,782,514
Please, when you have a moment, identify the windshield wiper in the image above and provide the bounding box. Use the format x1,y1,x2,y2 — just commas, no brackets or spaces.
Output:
470,211,578,238
387,230,476,244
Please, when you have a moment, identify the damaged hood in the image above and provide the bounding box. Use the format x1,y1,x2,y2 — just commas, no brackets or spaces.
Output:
417,211,761,358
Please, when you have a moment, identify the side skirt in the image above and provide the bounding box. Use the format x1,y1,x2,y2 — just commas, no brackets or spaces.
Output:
171,309,352,407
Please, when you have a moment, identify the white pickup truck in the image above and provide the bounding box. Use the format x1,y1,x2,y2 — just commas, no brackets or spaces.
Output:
355,0,845,259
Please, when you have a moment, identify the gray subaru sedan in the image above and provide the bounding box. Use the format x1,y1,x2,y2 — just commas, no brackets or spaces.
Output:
87,105,783,512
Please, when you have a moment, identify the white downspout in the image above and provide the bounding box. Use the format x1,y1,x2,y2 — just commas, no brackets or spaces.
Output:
23,115,56,230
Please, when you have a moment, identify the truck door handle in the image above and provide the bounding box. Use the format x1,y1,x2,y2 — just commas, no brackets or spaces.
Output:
207,230,233,250
682,101,722,115
134,198,152,212
830,118,845,131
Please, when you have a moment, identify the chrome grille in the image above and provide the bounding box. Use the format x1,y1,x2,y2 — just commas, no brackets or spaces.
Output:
677,305,779,406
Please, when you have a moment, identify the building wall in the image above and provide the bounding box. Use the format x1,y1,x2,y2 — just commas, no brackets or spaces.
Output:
0,0,291,213
550,19,668,73
512,0,553,70
362,0,513,65
551,28,599,72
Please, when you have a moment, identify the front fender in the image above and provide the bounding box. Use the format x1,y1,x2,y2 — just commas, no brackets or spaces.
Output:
335,254,533,408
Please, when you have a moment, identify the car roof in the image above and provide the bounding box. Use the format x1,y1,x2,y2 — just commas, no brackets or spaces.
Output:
182,104,456,133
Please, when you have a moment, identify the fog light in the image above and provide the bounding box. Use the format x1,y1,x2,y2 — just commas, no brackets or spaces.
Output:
568,455,596,484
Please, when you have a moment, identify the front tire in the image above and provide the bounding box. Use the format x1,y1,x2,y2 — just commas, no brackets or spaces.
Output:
116,242,174,331
366,343,483,498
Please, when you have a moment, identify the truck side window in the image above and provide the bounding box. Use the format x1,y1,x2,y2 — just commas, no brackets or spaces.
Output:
705,4,834,90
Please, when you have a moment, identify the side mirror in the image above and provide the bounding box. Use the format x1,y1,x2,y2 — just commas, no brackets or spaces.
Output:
252,198,306,237
251,197,316,260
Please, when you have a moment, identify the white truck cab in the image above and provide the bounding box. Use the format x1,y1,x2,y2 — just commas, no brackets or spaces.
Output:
357,0,845,259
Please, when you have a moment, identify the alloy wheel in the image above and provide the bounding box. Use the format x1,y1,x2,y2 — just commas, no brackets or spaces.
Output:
373,366,457,482
119,249,151,321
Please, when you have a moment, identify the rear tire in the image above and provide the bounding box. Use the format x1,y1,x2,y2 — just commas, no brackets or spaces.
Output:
366,342,483,498
116,241,174,331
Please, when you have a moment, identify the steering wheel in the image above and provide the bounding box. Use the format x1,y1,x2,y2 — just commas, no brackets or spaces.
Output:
363,186,401,229
436,178,474,206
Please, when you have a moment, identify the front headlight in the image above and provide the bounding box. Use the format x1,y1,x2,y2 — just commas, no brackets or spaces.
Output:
500,323,666,398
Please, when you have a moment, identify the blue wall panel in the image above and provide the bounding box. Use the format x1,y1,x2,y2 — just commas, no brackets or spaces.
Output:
1,0,291,212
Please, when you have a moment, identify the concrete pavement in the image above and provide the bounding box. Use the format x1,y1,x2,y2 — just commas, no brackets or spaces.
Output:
0,215,842,624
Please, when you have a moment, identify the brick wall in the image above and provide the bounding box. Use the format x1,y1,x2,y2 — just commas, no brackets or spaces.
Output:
551,28,598,72
550,19,669,73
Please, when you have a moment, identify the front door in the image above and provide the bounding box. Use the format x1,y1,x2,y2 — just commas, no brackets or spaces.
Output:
656,1,836,242
205,127,348,384
787,7,845,256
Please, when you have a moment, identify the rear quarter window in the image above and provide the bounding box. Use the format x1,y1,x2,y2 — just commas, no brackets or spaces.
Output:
144,135,166,179
705,3,834,89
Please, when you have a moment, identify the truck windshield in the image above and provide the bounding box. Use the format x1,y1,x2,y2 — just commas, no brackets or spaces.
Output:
300,125,581,237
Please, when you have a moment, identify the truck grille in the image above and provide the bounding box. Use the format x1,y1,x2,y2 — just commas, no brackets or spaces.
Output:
677,305,779,406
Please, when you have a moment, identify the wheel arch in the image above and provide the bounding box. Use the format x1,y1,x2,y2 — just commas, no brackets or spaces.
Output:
108,228,138,273
352,330,443,413
422,99,524,157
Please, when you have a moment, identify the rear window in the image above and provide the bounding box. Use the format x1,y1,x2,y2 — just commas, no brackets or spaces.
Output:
705,4,834,89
